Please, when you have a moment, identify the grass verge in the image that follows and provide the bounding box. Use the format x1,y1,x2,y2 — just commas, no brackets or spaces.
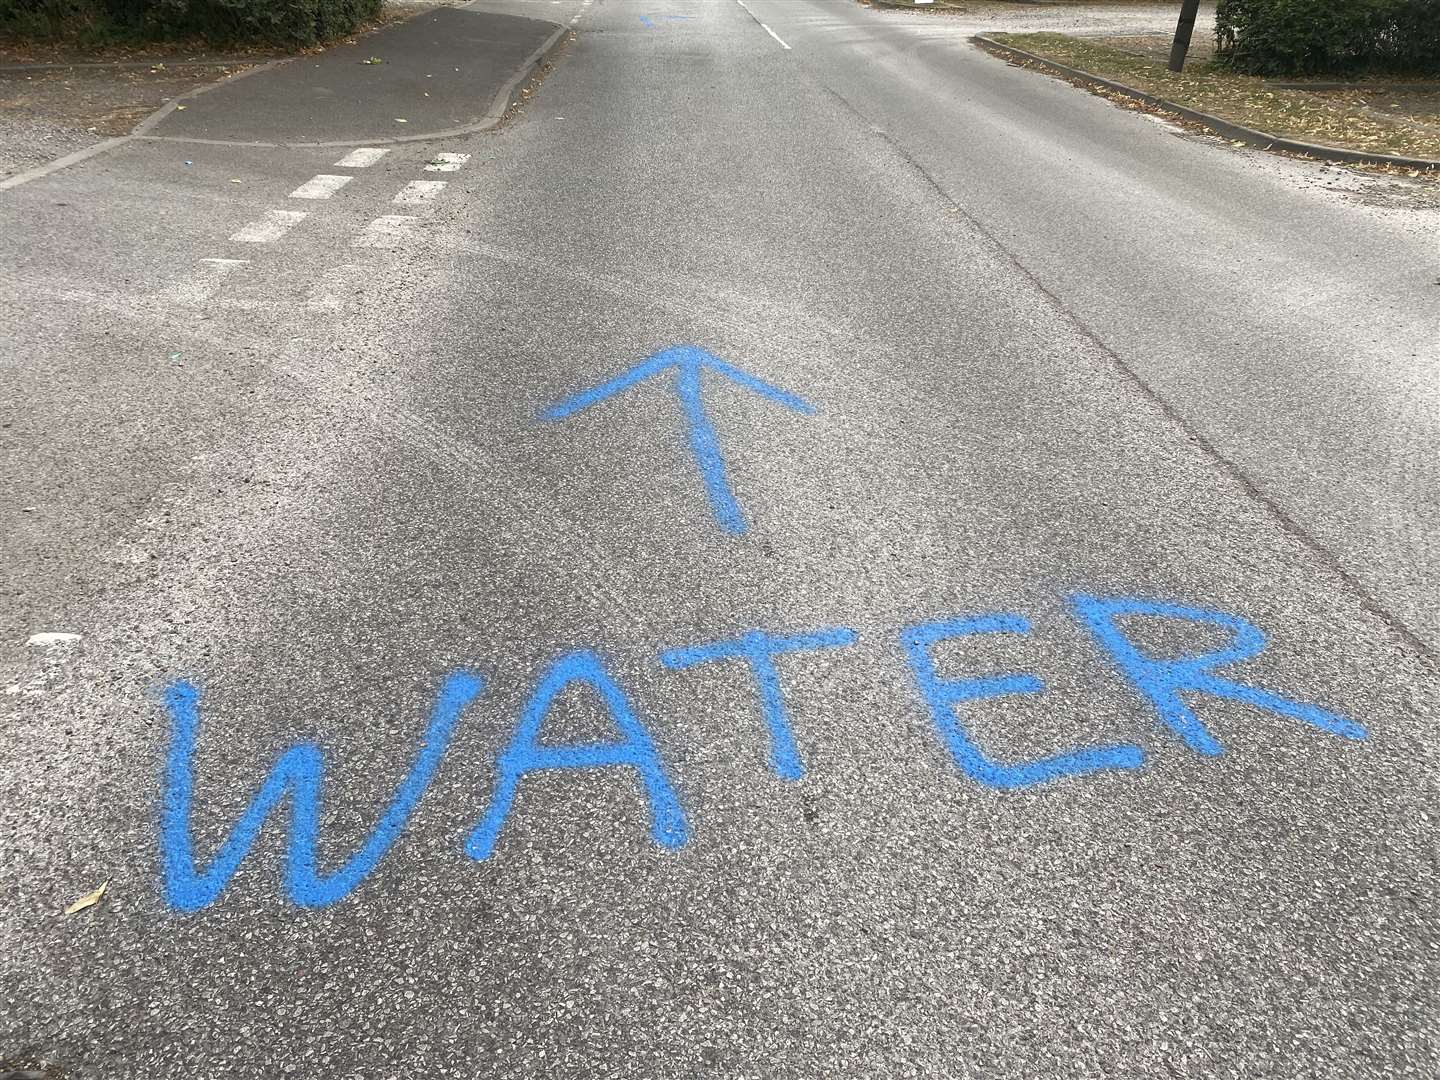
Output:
988,31,1440,162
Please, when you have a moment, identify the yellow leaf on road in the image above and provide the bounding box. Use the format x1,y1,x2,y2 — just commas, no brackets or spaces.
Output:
64,880,108,915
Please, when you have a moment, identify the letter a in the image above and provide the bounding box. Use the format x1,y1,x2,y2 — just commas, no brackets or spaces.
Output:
466,650,689,861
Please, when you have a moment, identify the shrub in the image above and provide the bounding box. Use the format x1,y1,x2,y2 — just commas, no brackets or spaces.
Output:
1215,0,1440,76
160,0,383,46
0,0,109,37
0,0,382,45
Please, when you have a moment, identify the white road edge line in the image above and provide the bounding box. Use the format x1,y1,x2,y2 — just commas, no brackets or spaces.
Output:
759,21,790,49
230,209,307,243
289,173,354,199
393,180,447,204
334,147,390,168
733,0,791,50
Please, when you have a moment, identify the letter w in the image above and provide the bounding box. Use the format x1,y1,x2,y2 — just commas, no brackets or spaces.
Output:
161,672,484,912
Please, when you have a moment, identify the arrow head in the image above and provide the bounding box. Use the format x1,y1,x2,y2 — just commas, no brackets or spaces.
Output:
539,345,815,421
538,344,819,536
689,351,817,416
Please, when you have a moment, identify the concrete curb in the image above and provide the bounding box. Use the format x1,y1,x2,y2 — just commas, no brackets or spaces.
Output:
131,55,295,140
0,136,132,192
0,54,291,191
973,34,1440,172
0,9,570,191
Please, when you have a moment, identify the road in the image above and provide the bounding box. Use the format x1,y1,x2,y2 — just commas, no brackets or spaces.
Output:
2,0,1437,1077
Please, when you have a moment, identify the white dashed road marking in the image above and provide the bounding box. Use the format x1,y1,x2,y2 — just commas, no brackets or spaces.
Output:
425,153,471,172
171,257,249,303
305,263,363,311
334,147,390,168
290,174,354,199
354,215,418,248
393,180,448,204
230,210,307,244
27,632,82,647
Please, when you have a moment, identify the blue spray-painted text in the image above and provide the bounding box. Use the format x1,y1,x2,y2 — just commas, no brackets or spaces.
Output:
160,596,1365,910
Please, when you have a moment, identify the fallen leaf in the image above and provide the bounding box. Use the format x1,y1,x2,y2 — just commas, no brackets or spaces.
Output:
395,118,408,123
176,104,187,110
65,880,109,915
229,178,243,183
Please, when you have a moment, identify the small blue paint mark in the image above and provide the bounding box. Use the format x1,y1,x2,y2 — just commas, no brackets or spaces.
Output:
639,14,655,27
160,671,484,912
661,627,858,779
900,613,1145,790
540,345,817,536
466,650,689,860
1070,595,1366,755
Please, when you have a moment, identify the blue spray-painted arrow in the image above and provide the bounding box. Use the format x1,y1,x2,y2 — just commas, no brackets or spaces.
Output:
540,345,817,536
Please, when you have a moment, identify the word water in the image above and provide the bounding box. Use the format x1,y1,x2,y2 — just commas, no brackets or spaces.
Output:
160,596,1365,911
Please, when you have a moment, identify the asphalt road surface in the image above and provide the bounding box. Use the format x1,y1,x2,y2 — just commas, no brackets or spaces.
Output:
3,0,1438,1077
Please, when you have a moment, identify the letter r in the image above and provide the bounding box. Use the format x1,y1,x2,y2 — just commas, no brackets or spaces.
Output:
1070,595,1365,756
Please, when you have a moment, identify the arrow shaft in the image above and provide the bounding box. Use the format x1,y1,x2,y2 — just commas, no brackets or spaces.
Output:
676,363,748,536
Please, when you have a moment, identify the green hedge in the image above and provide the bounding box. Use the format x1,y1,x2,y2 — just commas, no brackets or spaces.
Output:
0,0,96,37
1215,0,1440,75
0,0,382,44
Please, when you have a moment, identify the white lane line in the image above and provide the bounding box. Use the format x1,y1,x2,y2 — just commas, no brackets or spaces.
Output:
230,209,307,243
289,173,354,199
171,257,249,303
759,22,790,49
354,215,418,248
334,147,389,168
734,0,790,49
425,153,471,172
393,180,447,204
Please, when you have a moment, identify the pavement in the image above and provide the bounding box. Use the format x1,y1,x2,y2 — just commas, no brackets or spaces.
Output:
146,6,562,144
1,1,1437,1078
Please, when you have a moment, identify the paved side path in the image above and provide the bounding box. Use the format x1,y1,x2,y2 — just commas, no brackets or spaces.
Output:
147,6,560,143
